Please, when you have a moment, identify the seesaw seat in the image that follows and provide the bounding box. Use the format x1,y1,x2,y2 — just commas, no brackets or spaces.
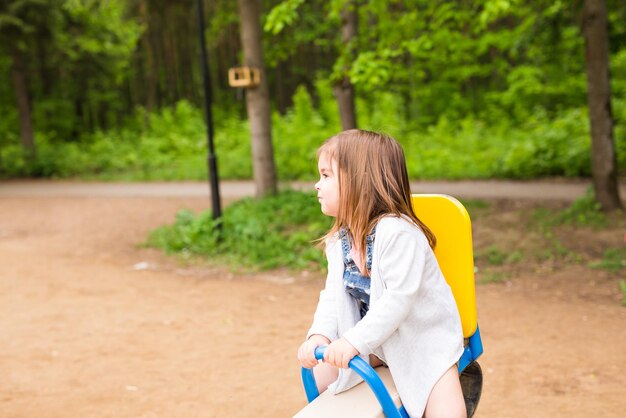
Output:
294,367,401,418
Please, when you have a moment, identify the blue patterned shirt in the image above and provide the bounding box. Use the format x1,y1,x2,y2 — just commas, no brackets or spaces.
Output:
340,227,376,318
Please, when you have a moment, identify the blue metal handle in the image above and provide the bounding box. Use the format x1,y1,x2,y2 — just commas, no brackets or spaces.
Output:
301,327,483,418
458,326,483,373
300,346,408,418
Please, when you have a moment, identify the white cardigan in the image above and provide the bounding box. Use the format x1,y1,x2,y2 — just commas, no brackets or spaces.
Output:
307,215,464,418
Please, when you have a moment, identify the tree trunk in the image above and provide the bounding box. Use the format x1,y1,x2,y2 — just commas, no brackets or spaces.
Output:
583,0,622,211
139,0,156,114
10,48,36,156
333,1,358,131
238,0,277,197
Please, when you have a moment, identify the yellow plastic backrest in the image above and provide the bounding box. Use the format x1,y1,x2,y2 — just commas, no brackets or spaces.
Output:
411,194,477,338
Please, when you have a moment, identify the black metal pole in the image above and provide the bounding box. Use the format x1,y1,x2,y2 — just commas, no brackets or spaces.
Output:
196,0,222,223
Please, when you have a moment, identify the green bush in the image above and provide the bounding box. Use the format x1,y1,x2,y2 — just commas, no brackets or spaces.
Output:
499,108,591,178
273,84,338,179
2,81,624,181
145,190,333,270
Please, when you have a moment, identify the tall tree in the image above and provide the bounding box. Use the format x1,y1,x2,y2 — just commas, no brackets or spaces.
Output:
59,0,142,133
0,0,49,156
238,0,277,197
9,42,34,155
583,0,622,211
333,0,357,130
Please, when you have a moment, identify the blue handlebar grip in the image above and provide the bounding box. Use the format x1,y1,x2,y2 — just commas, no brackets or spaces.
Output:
300,346,408,418
313,346,325,360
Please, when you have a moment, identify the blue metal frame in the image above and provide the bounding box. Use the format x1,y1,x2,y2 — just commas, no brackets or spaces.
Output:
458,326,483,373
301,327,483,418
301,347,409,418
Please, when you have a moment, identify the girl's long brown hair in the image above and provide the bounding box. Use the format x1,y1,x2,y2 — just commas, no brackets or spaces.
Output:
318,129,436,275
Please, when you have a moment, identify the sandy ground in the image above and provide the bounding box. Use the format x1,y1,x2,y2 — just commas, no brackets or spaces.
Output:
3,178,625,201
1,189,625,417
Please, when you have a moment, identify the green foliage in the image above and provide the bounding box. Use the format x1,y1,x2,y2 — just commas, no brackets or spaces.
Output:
147,209,220,255
589,248,626,272
2,82,616,181
1,0,626,155
507,250,524,263
483,246,506,266
555,189,608,228
532,229,576,263
59,0,142,68
2,0,626,185
476,245,523,266
264,0,305,35
0,0,143,142
146,190,333,270
273,83,338,179
499,108,592,178
620,280,626,307
0,100,209,179
530,189,609,231
0,0,54,40
348,49,397,89
479,271,511,284
458,199,490,210
262,0,334,68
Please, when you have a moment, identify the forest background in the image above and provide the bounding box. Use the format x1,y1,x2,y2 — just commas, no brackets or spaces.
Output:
1,0,625,183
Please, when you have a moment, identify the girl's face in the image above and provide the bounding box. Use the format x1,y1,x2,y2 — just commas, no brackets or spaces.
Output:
315,151,340,217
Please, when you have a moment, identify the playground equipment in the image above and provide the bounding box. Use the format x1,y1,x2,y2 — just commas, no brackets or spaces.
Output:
295,194,484,418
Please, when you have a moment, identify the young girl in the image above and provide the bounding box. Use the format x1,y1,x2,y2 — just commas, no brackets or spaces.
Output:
297,130,466,418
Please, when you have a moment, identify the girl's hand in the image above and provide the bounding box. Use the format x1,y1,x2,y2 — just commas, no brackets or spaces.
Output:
324,337,359,369
298,334,330,369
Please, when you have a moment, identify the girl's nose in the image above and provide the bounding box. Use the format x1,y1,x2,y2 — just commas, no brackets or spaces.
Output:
314,181,320,191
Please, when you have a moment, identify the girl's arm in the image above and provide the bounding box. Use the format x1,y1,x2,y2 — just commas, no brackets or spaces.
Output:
342,230,425,355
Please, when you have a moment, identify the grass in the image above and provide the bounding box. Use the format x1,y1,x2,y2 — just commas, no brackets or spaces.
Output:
475,244,523,268
531,188,610,230
472,193,624,306
146,189,625,305
145,189,332,271
589,247,626,272
478,270,511,284
477,246,507,266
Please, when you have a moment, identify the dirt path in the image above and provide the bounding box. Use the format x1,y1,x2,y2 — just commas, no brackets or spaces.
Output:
1,188,625,417
2,178,625,201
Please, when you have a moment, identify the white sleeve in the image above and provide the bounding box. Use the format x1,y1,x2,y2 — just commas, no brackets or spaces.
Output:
342,231,425,355
306,243,339,341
